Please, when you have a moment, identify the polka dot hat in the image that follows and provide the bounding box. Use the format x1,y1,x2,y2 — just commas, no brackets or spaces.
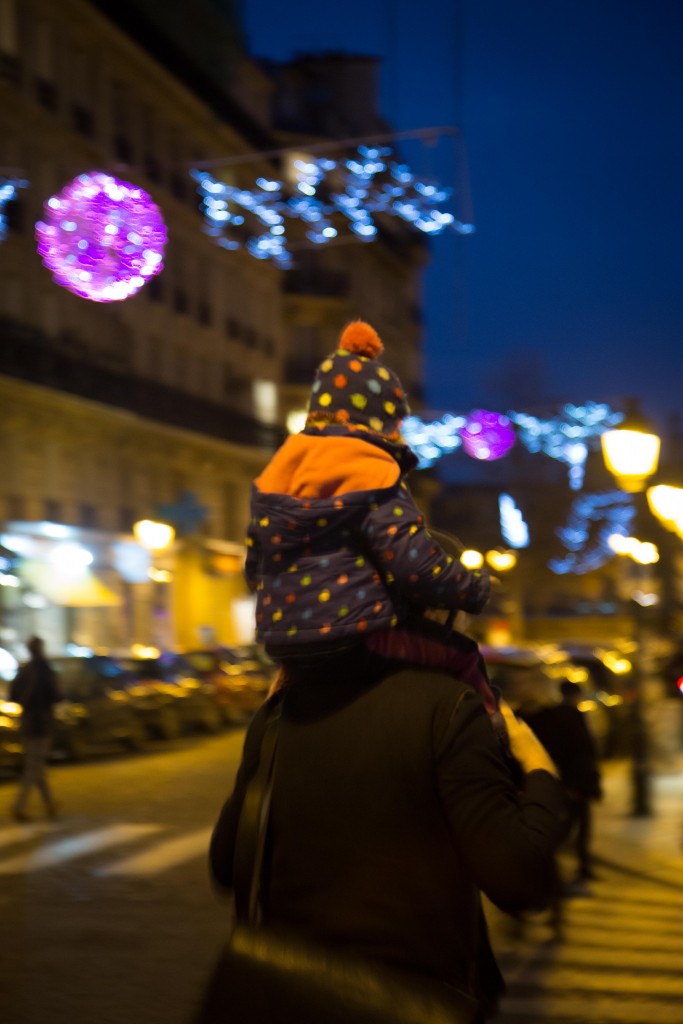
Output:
305,321,410,442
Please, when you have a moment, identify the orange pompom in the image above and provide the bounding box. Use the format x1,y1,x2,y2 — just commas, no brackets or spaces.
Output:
338,320,384,359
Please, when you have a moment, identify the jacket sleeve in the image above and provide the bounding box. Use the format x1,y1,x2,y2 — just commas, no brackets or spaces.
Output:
435,689,565,914
359,482,490,613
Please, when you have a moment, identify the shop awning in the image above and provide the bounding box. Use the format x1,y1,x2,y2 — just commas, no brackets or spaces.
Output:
20,562,122,607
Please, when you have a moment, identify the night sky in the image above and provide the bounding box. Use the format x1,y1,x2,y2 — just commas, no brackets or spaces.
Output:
241,0,683,434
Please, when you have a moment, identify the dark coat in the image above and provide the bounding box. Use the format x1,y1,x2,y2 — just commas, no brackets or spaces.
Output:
245,431,489,655
519,704,602,799
10,657,60,737
210,651,564,1014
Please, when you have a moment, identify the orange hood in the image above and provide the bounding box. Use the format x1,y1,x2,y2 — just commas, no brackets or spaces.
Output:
255,434,400,499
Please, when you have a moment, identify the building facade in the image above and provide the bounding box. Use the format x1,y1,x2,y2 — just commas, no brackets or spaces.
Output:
0,0,428,659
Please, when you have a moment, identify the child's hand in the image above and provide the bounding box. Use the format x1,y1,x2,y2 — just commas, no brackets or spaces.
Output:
499,700,559,778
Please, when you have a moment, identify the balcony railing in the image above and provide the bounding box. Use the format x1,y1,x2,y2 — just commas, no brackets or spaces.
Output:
0,316,283,451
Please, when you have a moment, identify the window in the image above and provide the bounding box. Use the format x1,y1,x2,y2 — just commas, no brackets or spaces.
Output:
70,48,95,139
173,286,189,316
168,133,187,201
141,106,163,183
80,503,99,529
0,0,19,83
197,263,213,326
119,506,135,533
33,21,57,110
111,80,132,163
6,493,25,520
146,275,164,303
225,316,240,339
44,498,62,522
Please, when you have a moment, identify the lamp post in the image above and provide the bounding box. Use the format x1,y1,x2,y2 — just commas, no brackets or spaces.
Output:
601,407,662,816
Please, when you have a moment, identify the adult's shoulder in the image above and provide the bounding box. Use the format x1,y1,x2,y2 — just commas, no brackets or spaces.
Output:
379,664,487,741
382,663,477,702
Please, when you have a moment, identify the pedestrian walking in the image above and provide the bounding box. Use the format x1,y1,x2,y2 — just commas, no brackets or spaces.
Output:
10,636,61,822
519,679,602,884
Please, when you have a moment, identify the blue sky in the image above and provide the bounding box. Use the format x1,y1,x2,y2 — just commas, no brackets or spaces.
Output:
241,0,683,432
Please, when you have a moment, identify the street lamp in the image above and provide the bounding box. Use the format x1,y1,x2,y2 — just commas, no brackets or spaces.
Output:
601,406,661,816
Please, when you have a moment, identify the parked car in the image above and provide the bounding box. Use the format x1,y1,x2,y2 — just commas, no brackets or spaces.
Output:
179,645,272,724
50,656,148,761
118,653,223,736
481,643,625,757
0,683,23,772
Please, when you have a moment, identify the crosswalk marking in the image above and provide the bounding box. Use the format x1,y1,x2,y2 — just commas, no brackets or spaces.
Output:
491,871,683,1023
0,823,64,849
95,827,212,877
0,824,161,874
500,994,683,1024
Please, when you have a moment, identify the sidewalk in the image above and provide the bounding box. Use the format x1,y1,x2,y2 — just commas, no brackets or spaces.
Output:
592,755,683,889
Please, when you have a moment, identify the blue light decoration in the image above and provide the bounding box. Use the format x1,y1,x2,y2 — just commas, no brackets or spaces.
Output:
508,403,622,490
402,402,623,489
401,413,465,468
0,176,28,241
549,492,635,575
192,145,470,267
499,494,530,549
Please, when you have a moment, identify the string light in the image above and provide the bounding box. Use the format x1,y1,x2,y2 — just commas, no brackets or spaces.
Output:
401,413,465,468
192,144,468,266
403,402,623,487
509,403,622,489
0,177,28,240
549,491,634,575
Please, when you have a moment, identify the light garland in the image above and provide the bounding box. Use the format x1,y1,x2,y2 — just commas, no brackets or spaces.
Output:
549,491,634,575
35,172,167,302
0,177,28,241
192,145,469,267
401,413,465,468
402,402,623,487
509,403,622,490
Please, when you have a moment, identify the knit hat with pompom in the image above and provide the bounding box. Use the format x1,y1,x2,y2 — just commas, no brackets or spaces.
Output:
305,321,410,443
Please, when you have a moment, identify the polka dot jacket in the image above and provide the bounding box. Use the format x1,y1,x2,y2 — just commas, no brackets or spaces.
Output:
245,430,491,655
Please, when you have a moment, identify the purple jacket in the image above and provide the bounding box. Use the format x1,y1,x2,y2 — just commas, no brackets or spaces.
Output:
245,430,490,654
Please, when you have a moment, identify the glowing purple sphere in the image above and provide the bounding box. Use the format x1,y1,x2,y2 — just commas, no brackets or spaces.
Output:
35,172,167,302
460,410,516,461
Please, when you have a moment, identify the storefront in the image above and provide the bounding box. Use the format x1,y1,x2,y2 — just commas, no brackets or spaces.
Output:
0,521,254,661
